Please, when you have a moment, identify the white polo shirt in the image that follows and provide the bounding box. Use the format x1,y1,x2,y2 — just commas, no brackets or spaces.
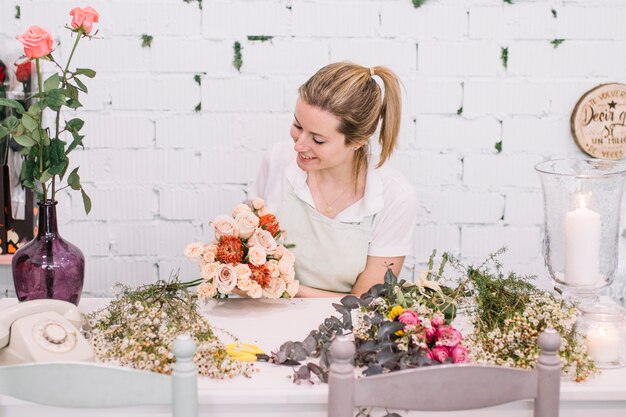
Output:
253,141,417,258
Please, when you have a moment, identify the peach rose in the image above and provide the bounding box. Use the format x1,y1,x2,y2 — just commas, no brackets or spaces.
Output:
278,255,295,277
196,282,217,299
247,282,263,298
235,263,252,280
248,229,277,254
251,197,265,210
266,260,280,278
248,246,267,267
184,242,205,259
17,26,53,59
236,275,253,292
69,6,100,34
231,203,252,218
286,280,299,298
263,278,286,299
235,210,259,240
273,245,289,260
281,269,296,283
211,215,238,239
201,262,220,281
215,264,237,294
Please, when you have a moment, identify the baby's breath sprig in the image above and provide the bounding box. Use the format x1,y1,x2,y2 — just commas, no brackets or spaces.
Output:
86,275,254,379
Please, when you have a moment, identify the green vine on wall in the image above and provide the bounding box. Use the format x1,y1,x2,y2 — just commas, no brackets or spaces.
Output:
14,5,20,19
247,35,273,42
233,41,243,72
182,0,202,9
494,141,503,153
500,47,508,69
503,0,513,4
457,107,463,116
550,39,565,48
412,0,426,7
141,34,153,48
551,9,558,18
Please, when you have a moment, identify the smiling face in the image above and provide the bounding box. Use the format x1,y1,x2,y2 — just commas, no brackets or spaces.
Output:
290,99,358,176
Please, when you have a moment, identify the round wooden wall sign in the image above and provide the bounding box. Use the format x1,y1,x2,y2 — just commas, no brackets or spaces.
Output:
571,83,626,160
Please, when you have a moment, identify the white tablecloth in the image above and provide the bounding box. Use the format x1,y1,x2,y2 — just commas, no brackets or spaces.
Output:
1,297,626,417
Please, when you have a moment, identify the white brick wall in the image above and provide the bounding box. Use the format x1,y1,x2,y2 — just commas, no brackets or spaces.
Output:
2,0,626,296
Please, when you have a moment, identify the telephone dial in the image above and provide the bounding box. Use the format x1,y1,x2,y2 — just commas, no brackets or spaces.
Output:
0,299,94,365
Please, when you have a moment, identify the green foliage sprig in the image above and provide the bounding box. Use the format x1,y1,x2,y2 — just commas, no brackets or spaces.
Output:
15,5,20,19
233,41,243,71
501,46,509,69
412,0,426,8
551,39,565,48
141,34,153,48
495,140,503,153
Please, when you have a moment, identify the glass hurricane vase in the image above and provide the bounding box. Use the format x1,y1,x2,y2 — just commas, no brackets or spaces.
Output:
12,200,85,305
536,159,626,302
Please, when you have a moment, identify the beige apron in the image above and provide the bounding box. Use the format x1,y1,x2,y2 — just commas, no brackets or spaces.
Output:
278,184,374,293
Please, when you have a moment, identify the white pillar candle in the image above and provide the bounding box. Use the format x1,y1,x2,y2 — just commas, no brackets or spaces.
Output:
564,194,601,286
586,324,621,364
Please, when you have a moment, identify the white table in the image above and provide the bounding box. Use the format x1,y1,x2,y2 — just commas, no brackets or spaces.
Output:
1,297,626,417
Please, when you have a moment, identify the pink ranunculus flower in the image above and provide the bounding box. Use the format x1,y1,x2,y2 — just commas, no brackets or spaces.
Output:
436,325,463,348
431,313,445,328
201,262,220,281
69,6,100,34
236,275,253,292
428,346,450,363
212,215,238,239
398,310,420,326
235,263,251,280
215,264,237,294
17,26,53,59
451,345,469,363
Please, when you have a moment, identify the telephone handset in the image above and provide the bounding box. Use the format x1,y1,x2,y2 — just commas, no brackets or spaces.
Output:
0,299,94,365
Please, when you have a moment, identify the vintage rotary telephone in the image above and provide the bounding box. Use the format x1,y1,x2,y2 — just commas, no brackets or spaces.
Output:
0,299,94,365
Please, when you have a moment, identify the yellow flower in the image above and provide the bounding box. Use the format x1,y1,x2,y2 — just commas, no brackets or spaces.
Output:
395,330,405,337
389,305,404,320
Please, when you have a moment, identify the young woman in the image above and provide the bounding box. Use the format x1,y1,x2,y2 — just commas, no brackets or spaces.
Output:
253,62,417,297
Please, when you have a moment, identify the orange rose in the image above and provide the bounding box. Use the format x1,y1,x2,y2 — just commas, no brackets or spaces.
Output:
70,6,100,34
17,26,53,59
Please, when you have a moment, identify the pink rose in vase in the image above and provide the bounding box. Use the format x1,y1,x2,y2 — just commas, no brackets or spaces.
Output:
69,6,100,34
17,26,53,58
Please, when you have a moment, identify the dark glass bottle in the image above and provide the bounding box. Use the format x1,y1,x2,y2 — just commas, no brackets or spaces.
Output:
12,200,85,305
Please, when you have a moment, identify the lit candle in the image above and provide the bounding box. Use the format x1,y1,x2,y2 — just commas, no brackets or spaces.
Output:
585,324,621,364
564,193,601,286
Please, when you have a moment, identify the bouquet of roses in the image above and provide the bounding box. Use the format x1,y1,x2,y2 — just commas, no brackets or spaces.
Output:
184,198,299,299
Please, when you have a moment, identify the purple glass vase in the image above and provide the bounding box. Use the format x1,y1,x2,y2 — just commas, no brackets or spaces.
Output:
12,200,85,305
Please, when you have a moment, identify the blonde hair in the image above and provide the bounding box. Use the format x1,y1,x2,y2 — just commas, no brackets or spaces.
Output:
298,62,402,184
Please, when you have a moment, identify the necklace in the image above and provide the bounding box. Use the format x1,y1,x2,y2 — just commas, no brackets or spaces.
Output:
317,181,353,215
